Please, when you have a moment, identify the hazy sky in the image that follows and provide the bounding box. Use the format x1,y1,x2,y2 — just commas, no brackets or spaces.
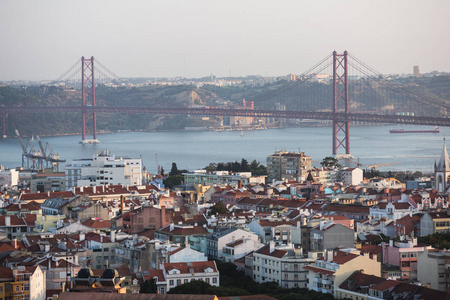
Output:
1,0,449,81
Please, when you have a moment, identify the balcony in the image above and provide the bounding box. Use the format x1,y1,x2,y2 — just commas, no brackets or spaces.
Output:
322,279,332,285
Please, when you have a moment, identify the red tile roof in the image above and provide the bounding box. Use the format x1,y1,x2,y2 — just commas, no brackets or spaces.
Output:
163,261,218,274
303,266,335,276
255,245,287,258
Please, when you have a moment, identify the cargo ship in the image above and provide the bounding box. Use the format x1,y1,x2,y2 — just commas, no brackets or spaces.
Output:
389,126,440,134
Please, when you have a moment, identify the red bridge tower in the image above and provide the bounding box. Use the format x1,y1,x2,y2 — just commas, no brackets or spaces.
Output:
332,51,350,155
81,56,97,142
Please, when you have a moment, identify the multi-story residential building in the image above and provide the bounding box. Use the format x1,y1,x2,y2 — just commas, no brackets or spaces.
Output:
155,224,210,248
420,211,450,236
395,213,421,237
183,170,265,186
248,219,295,244
161,261,219,292
222,238,264,263
304,249,381,297
30,171,65,193
112,206,171,234
139,239,207,270
381,237,432,281
0,266,46,300
0,167,19,188
370,200,416,221
131,269,167,294
417,248,450,292
339,167,363,186
0,214,36,240
309,221,355,251
81,232,119,269
65,149,142,189
206,228,259,260
252,243,315,289
336,270,449,300
266,150,312,182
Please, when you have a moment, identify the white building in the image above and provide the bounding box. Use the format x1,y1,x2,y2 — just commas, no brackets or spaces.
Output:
0,167,19,188
252,242,315,289
183,170,265,186
65,149,142,189
161,261,219,292
222,237,264,263
206,228,260,260
340,167,363,186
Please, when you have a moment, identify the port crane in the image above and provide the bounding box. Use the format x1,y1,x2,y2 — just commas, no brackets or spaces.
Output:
15,129,45,170
36,135,66,171
15,130,65,171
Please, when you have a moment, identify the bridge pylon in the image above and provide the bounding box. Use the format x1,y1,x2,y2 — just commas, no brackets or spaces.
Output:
81,56,99,143
332,51,350,155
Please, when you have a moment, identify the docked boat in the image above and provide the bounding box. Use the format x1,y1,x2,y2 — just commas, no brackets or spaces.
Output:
389,126,439,134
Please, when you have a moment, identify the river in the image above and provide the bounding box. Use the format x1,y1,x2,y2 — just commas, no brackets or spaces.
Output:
0,124,446,173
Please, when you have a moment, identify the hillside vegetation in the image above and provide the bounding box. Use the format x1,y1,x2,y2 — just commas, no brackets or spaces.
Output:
1,75,449,137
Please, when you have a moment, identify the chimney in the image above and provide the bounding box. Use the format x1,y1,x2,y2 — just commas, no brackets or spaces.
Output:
319,220,325,230
269,241,275,253
93,186,96,193
170,223,174,232
5,216,10,227
111,230,115,243
12,239,18,249
100,235,103,243
120,195,124,211
161,206,167,226
79,233,85,242
18,202,21,209
237,180,242,189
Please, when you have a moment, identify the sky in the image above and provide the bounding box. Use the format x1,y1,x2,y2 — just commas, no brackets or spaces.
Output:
1,0,449,81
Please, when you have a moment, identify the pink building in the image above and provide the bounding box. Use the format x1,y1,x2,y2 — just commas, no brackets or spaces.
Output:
381,238,433,281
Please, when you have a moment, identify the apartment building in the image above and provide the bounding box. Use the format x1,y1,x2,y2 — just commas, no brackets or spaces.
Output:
381,237,433,281
65,149,142,189
161,261,219,292
252,243,315,289
417,248,450,292
304,249,381,297
266,150,312,182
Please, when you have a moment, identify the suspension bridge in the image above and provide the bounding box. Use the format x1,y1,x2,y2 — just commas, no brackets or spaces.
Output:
0,51,449,155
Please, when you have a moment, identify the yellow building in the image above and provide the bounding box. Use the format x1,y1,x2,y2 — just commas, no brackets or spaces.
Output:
0,265,46,300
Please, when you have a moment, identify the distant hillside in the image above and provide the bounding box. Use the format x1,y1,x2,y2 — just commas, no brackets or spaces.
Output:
0,76,449,137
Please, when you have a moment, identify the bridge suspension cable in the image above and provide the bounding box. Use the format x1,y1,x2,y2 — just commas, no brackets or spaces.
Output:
48,58,81,86
247,52,333,103
348,52,450,114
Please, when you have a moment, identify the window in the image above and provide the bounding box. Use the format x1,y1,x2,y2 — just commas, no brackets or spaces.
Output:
16,286,19,292
212,278,217,284
205,278,210,284
169,280,174,286
176,279,181,285
184,279,188,284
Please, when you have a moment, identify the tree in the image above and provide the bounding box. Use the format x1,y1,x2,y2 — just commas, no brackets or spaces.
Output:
240,158,250,172
160,167,165,176
170,162,179,176
163,174,183,189
320,156,341,168
209,202,229,215
140,278,157,293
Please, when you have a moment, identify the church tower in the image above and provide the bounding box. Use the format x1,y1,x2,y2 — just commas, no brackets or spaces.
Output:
435,141,450,193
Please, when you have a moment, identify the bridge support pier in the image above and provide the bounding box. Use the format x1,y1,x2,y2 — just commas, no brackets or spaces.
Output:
81,56,98,143
332,51,350,155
